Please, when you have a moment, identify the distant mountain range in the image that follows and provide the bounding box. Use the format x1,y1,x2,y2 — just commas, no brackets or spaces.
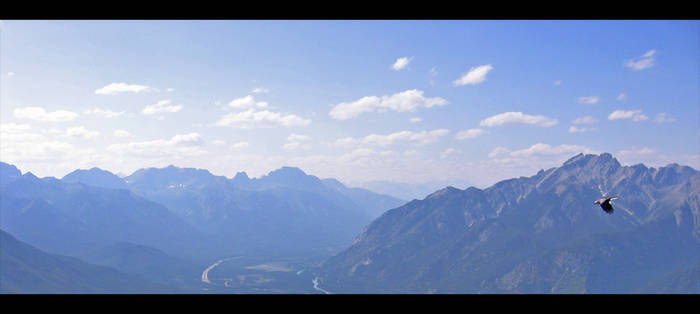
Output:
2,153,698,293
118,165,405,258
0,161,405,281
348,179,477,202
0,168,203,259
1,161,406,293
315,153,700,293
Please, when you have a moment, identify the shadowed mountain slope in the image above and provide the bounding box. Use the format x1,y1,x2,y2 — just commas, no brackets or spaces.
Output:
315,153,700,293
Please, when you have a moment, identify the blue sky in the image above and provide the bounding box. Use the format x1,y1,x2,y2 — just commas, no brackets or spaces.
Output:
1,20,698,188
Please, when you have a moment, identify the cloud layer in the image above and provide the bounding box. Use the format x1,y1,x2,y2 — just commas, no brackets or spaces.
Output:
335,129,449,148
216,109,311,128
283,134,312,151
608,109,648,121
480,112,558,127
106,133,206,160
95,82,150,95
453,64,493,86
14,107,79,122
227,95,269,109
455,128,487,140
392,56,412,71
578,96,599,104
625,49,656,70
329,89,448,120
142,100,183,115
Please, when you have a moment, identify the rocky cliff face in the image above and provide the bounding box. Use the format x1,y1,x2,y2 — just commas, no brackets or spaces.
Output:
315,153,700,293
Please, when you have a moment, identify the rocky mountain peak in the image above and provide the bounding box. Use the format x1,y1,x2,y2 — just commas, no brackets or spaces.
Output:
426,186,462,199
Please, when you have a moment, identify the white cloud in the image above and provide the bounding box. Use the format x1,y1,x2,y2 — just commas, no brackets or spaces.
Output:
329,89,448,120
166,88,175,92
479,111,558,127
287,134,310,142
95,82,151,95
0,124,85,164
553,80,561,86
654,112,676,123
509,143,593,158
429,67,438,86
488,146,510,158
453,64,493,86
170,132,204,145
216,109,311,129
617,93,626,101
614,146,698,169
334,129,449,148
455,128,487,140
106,133,206,159
142,100,183,115
392,56,413,71
338,148,379,163
409,117,423,123
568,126,596,133
642,50,656,58
578,96,599,104
227,95,269,109
440,148,457,159
616,147,657,165
7,72,15,77
625,49,656,70
14,107,79,122
252,87,269,94
65,126,100,139
231,141,249,149
84,107,124,118
0,123,32,133
113,129,134,138
608,109,648,121
618,147,655,156
283,133,312,151
572,116,598,125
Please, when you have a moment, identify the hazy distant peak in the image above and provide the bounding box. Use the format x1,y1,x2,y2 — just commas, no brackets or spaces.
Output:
0,162,22,185
22,171,39,180
267,166,307,177
61,167,128,190
64,167,112,176
132,165,214,177
258,166,324,190
232,171,250,181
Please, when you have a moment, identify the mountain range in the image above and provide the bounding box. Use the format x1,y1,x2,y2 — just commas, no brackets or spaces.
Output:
314,153,700,293
119,165,405,258
0,160,405,292
1,152,698,293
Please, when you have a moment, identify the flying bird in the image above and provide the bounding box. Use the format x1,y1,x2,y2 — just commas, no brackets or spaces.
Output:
594,196,617,214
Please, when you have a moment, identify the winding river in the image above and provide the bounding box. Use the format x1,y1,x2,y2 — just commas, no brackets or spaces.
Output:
312,277,332,294
201,257,241,284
